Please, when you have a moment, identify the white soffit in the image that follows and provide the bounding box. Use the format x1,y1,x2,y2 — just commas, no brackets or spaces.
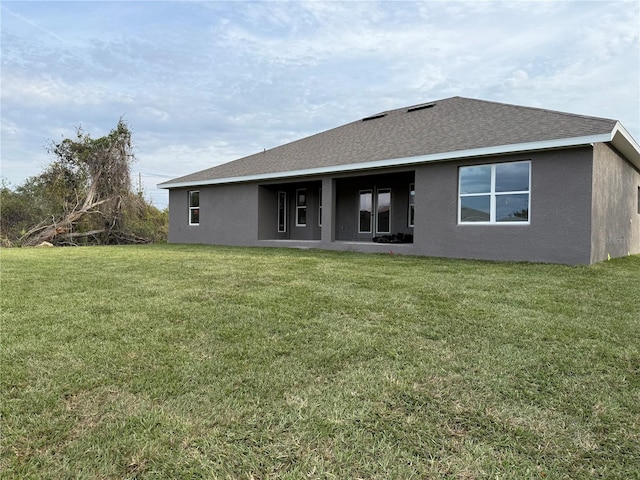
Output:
610,123,640,170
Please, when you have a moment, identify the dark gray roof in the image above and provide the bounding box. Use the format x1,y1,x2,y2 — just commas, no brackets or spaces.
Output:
161,96,619,186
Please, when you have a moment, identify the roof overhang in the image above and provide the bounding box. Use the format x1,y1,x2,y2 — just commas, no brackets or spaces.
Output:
159,128,640,189
610,122,640,171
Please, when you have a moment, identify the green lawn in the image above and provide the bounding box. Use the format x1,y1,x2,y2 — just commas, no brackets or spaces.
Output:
1,245,639,479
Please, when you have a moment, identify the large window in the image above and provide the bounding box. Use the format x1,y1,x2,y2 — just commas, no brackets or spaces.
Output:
408,183,415,227
359,190,373,233
376,188,391,234
296,189,307,226
459,161,530,224
189,190,200,225
277,191,287,232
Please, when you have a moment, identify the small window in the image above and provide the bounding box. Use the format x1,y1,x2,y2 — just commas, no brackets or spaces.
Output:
359,190,373,233
459,161,530,224
189,190,200,225
408,183,415,227
318,188,323,227
277,191,287,232
376,188,391,234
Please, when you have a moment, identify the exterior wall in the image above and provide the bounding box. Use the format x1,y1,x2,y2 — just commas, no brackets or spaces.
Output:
167,146,637,264
257,180,322,240
321,178,336,243
590,143,640,262
411,148,594,264
168,183,258,245
257,186,282,240
334,171,414,241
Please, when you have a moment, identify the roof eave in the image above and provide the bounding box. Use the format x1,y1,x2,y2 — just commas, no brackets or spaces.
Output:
610,122,640,170
158,133,617,189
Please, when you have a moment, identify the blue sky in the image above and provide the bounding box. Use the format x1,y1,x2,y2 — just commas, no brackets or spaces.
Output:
2,0,639,209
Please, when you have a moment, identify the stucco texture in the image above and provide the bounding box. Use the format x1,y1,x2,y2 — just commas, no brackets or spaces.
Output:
590,143,640,262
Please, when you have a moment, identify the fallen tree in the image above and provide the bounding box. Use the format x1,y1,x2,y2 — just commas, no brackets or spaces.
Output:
19,182,136,246
13,119,158,246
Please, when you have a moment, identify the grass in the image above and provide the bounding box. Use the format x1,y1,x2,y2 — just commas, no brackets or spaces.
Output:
1,244,639,479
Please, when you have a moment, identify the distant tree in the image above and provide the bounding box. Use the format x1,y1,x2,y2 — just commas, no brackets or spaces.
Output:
0,180,33,246
0,119,167,246
123,194,169,243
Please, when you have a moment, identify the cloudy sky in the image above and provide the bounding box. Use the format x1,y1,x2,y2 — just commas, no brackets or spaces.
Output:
2,0,639,209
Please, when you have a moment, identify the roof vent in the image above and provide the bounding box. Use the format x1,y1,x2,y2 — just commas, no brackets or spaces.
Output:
362,113,386,121
407,102,436,112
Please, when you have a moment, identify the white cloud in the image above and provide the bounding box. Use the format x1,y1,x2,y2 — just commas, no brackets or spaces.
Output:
141,107,170,123
0,72,138,111
506,69,530,88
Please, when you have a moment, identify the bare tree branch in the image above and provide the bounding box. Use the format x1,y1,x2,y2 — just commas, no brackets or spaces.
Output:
18,120,144,246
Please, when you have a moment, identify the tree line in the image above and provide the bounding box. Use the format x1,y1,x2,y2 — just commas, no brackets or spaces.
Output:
1,120,167,247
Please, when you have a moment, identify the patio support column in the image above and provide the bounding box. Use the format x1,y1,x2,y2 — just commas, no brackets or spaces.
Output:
321,177,336,243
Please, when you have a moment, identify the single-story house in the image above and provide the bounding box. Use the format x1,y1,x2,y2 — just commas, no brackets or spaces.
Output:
159,96,640,264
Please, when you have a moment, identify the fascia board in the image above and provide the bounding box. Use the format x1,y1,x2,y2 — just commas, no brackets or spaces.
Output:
610,122,640,170
158,133,612,189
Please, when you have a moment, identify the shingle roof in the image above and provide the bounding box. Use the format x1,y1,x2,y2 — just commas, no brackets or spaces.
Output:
161,96,619,187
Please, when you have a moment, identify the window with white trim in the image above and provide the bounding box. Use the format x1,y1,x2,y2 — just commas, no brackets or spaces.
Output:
296,189,307,226
459,161,530,224
318,188,323,227
408,183,415,227
277,191,287,232
189,190,200,225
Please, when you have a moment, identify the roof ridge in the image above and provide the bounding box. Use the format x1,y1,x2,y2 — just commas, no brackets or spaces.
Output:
376,96,460,116
454,96,617,125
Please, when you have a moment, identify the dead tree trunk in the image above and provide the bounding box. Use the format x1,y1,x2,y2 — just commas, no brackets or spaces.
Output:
19,181,112,246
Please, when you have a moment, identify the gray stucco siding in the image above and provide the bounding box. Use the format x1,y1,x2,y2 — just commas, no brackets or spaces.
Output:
166,145,639,264
168,183,258,245
590,143,640,262
411,148,594,264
